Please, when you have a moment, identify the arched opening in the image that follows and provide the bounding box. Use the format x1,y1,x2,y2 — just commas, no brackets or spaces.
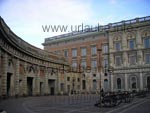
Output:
131,77,137,89
104,79,109,92
147,76,150,90
117,78,121,90
93,80,97,91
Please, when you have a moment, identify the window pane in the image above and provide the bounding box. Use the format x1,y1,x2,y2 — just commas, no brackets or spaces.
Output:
103,45,108,53
81,61,86,68
116,56,121,66
115,42,121,51
146,54,150,64
72,49,77,57
103,59,108,66
129,55,136,65
91,46,97,55
81,48,86,56
91,60,97,68
72,61,77,67
64,50,68,57
144,37,150,48
129,40,134,49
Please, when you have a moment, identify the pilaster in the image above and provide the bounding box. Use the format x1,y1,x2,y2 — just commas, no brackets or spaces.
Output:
44,68,48,95
1,53,8,97
15,58,20,96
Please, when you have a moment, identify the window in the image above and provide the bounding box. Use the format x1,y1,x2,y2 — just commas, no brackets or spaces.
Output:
117,78,121,89
91,46,97,55
81,47,86,56
72,61,77,68
145,53,150,64
91,60,97,68
115,56,122,66
67,77,70,81
64,50,68,57
103,59,108,67
129,55,136,65
81,61,86,68
144,37,150,48
129,40,135,49
115,42,121,51
72,48,77,57
131,77,137,89
102,45,108,53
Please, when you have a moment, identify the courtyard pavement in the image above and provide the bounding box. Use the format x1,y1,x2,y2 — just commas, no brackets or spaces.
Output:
0,95,150,113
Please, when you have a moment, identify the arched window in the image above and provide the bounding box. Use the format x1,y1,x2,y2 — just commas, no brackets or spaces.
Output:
131,77,136,89
117,78,121,89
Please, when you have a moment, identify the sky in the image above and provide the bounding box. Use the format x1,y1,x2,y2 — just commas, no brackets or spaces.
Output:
0,0,150,49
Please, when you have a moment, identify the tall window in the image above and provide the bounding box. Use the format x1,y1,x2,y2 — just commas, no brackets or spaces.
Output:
115,42,121,51
129,55,136,65
117,78,121,89
64,50,68,57
91,60,97,68
72,61,77,68
144,37,150,48
145,53,150,64
115,56,122,66
81,47,86,56
72,48,77,57
91,46,97,55
131,77,136,89
103,59,108,67
102,45,108,53
129,40,135,49
81,61,86,68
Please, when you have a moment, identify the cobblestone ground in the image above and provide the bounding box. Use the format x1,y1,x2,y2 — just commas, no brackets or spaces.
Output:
0,94,150,113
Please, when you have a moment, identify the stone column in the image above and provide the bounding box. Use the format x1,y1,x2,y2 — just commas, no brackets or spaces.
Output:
109,35,113,53
1,52,8,97
122,32,127,51
44,68,48,95
136,29,142,49
35,66,40,95
109,54,114,67
140,72,143,90
15,58,20,97
111,73,114,92
23,62,27,96
125,73,128,91
123,52,128,67
137,50,143,65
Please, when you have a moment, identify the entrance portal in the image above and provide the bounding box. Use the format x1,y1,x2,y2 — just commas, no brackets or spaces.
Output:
48,80,55,95
7,73,12,96
27,77,33,96
147,76,150,90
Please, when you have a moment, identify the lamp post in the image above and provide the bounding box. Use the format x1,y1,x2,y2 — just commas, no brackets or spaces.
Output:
97,48,102,107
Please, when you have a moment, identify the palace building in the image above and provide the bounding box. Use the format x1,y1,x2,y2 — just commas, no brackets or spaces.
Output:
0,16,79,98
1,16,150,98
43,16,150,92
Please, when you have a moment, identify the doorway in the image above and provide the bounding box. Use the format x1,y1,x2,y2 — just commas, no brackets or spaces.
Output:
147,76,150,90
7,73,12,96
48,80,55,95
27,77,33,96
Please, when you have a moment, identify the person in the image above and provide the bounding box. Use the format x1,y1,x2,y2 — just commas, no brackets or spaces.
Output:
100,88,104,97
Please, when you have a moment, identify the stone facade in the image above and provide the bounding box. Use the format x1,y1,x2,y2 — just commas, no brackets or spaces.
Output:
108,16,150,92
43,16,150,93
0,17,78,98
